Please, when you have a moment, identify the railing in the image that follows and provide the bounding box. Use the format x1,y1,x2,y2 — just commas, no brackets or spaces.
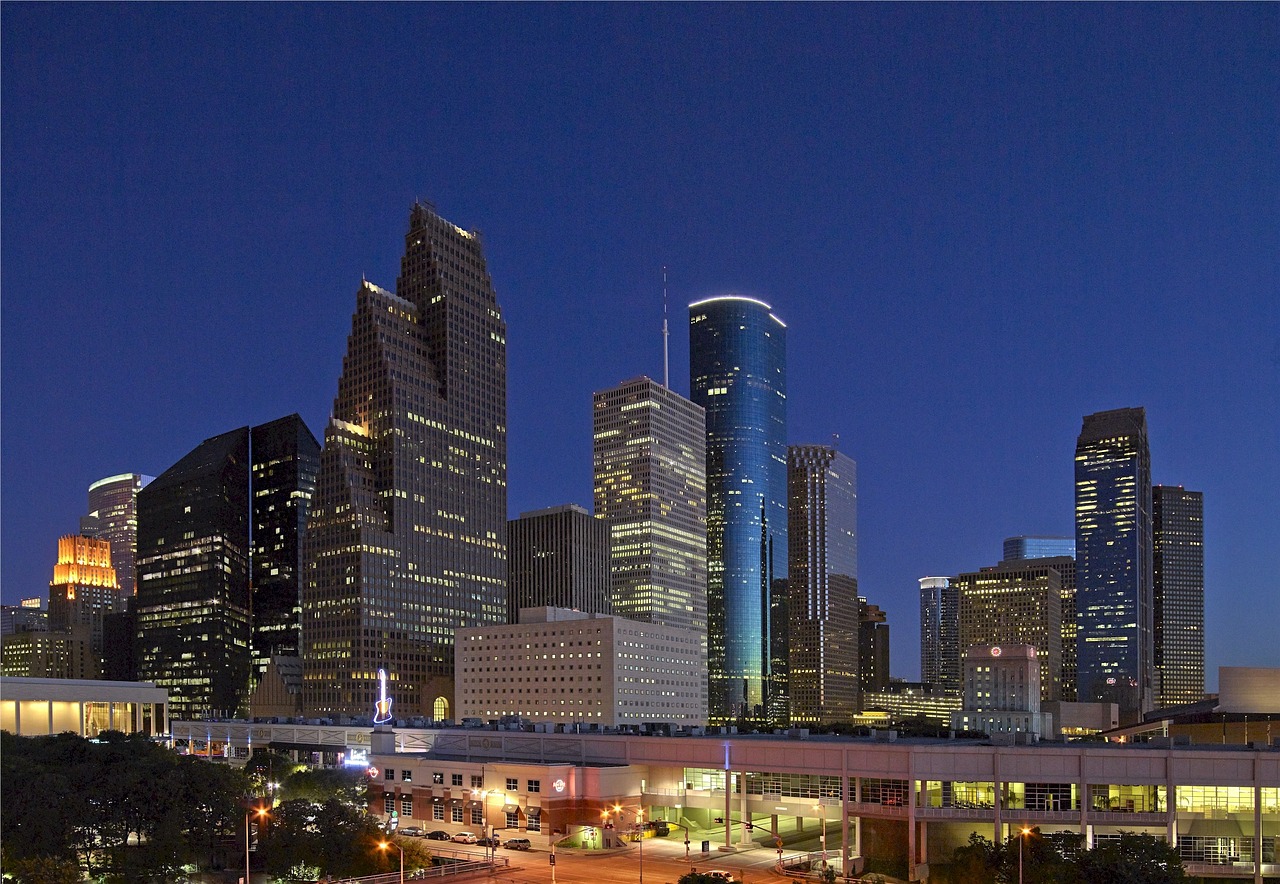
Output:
316,856,509,883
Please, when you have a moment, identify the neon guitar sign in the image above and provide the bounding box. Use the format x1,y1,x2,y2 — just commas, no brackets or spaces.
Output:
374,668,393,724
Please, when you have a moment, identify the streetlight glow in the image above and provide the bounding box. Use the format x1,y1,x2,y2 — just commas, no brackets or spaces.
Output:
378,839,404,884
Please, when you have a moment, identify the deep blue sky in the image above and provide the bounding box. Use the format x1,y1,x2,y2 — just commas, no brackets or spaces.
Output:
3,4,1276,686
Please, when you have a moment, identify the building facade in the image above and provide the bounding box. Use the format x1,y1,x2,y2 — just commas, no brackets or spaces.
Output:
1075,407,1153,719
787,445,859,725
1002,535,1075,562
249,414,321,684
919,577,961,696
0,676,168,738
302,202,508,719
454,607,707,726
954,559,1064,702
592,377,707,643
136,427,252,720
507,505,612,620
952,644,1052,739
858,598,891,698
81,473,153,600
47,534,121,677
689,295,787,723
1152,486,1205,707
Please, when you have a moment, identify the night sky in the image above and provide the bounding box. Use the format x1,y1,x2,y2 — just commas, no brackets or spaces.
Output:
3,5,1276,685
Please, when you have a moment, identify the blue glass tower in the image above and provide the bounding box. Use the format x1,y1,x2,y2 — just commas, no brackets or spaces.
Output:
1075,407,1153,720
689,296,786,722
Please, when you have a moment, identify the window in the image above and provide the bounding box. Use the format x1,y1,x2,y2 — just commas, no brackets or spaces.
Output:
471,774,484,788
527,808,541,832
402,770,413,783
452,774,463,786
433,771,444,785
384,768,395,781
451,806,464,823
472,807,484,826
384,794,395,813
506,811,519,829
527,779,541,793
506,778,519,791
433,804,444,821
402,795,413,816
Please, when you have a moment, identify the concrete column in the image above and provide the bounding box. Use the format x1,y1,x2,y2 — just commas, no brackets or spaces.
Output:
908,770,917,882
855,816,862,858
723,773,732,848
1079,780,1089,841
12,701,18,735
47,701,53,734
770,813,778,837
1254,781,1263,884
738,781,750,846
920,819,928,865
78,702,85,737
992,752,1003,844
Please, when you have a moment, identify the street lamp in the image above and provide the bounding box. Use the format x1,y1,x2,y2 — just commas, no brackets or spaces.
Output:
244,803,268,884
814,799,828,869
634,808,645,884
1018,826,1032,884
378,839,404,884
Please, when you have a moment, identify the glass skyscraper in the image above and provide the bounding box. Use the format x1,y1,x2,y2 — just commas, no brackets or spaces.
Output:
1153,485,1204,707
1002,535,1076,562
302,203,507,719
82,473,153,600
787,445,858,724
1075,407,1153,719
689,295,786,722
919,577,961,695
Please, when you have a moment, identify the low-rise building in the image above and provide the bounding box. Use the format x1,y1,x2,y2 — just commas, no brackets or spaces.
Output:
0,676,168,737
455,607,706,727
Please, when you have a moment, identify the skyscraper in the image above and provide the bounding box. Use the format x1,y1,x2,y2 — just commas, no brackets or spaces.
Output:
1002,535,1075,562
507,505,612,620
786,444,859,725
1153,486,1204,707
81,473,153,600
1075,407,1153,719
592,377,707,640
858,597,891,698
47,534,120,677
250,415,320,684
919,577,961,695
136,427,252,719
302,202,507,719
689,295,787,723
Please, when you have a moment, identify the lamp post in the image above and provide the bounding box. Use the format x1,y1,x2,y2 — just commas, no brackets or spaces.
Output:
1019,826,1031,884
379,839,404,884
814,799,828,869
244,803,268,884
636,807,645,884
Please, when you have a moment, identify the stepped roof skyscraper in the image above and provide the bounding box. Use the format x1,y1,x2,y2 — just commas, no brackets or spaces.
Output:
1075,407,1153,720
689,295,786,723
302,203,507,719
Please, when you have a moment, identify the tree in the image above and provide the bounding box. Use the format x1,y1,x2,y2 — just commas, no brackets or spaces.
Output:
1078,833,1187,884
279,766,369,805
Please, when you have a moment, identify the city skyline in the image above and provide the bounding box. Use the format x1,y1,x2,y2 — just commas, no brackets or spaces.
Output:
2,5,1276,687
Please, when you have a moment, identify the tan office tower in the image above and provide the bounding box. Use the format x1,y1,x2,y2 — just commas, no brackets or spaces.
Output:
47,535,120,676
592,377,707,645
302,203,507,719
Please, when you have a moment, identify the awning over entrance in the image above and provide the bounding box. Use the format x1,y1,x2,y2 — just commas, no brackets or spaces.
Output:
503,803,520,814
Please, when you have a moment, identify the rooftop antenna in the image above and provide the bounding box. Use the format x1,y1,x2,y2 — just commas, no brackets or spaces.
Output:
832,432,840,451
662,265,670,389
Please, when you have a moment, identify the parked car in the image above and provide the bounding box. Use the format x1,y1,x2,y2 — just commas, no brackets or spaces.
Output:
476,835,501,847
426,830,451,841
452,831,479,844
705,871,741,882
400,826,424,837
503,837,532,850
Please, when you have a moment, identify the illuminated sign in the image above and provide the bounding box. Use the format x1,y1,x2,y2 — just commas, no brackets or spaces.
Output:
990,647,1002,657
553,778,566,793
373,668,393,724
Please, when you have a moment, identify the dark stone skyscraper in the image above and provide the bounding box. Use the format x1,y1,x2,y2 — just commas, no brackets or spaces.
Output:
250,415,320,684
302,203,507,719
507,505,612,621
1153,485,1204,707
786,445,859,725
136,427,252,719
689,295,786,723
1075,407,1153,720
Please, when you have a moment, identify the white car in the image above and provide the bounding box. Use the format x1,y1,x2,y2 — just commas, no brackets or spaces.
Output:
452,831,479,844
704,872,740,882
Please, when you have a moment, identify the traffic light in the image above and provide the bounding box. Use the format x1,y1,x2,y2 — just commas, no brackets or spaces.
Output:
714,817,724,823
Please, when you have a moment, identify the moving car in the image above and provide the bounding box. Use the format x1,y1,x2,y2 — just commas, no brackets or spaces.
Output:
452,831,479,844
504,837,532,850
400,826,424,837
704,871,741,882
426,830,451,841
